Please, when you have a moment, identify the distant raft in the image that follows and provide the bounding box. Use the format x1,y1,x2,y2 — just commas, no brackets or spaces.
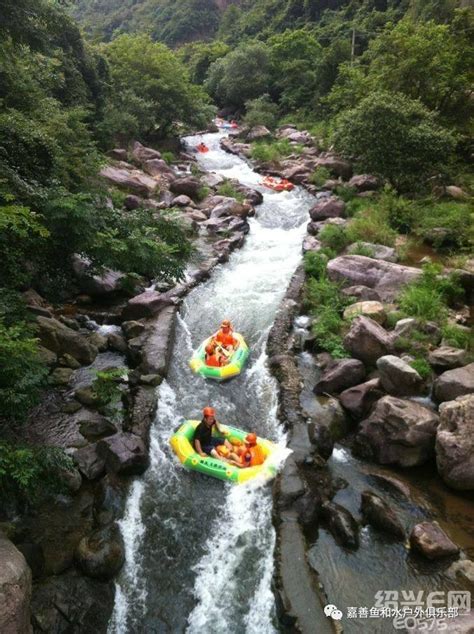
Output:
170,420,280,484
189,332,249,381
261,176,294,192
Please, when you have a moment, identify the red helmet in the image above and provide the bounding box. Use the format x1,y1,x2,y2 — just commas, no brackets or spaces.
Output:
203,407,215,417
245,433,257,446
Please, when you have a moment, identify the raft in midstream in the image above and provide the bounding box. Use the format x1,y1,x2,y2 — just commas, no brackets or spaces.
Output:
170,420,282,484
189,332,249,381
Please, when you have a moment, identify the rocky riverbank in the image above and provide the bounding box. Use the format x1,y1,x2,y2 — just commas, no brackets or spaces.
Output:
0,137,264,633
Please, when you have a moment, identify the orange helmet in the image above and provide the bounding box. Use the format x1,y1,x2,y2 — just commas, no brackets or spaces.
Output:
217,445,229,457
203,406,215,417
221,319,232,329
205,344,215,354
245,433,257,446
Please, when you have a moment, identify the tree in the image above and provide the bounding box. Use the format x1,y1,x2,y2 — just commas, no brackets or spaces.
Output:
243,95,279,129
333,91,456,190
179,40,231,85
205,42,271,109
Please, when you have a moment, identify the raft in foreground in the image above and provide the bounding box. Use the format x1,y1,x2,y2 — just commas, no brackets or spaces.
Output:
189,332,249,381
170,420,281,484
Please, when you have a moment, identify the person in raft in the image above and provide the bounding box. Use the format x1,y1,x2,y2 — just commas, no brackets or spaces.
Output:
204,340,226,367
216,432,265,468
194,407,234,459
215,319,239,354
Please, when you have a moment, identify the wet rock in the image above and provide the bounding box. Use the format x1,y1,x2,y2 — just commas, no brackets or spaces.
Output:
246,125,272,141
139,305,177,376
278,456,305,508
293,492,320,529
428,346,470,370
348,174,380,191
321,501,359,550
346,241,397,262
447,559,474,584
314,358,366,395
36,317,98,365
79,413,117,441
343,316,393,365
72,255,127,297
108,332,128,355
310,395,349,441
49,367,74,386
108,148,127,161
410,522,459,560
0,533,32,634
302,236,322,254
16,542,45,579
308,422,334,459
377,355,424,396
433,363,474,403
74,386,101,408
131,140,161,163
366,472,411,499
98,433,149,475
172,194,193,207
169,176,201,198
100,165,158,197
88,331,108,352
37,346,57,366
122,320,145,339
360,491,405,539
139,374,162,386
343,300,386,325
327,255,421,301
73,443,106,480
122,289,176,320
315,156,352,180
436,394,474,490
309,197,345,221
342,285,382,302
30,570,114,633
210,198,252,219
143,158,176,180
59,353,82,369
355,396,439,467
339,378,384,419
75,523,125,580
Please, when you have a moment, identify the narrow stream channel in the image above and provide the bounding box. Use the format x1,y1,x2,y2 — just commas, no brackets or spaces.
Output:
108,132,315,633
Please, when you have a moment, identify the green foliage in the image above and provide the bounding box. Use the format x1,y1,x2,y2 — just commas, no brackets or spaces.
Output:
250,138,303,163
0,442,74,502
441,324,473,351
410,357,432,380
346,203,398,246
319,224,350,252
398,263,463,322
216,182,244,202
304,251,329,280
333,91,456,191
161,151,176,165
196,186,210,201
206,42,271,109
0,320,47,421
243,95,279,130
92,368,127,419
179,40,231,85
309,167,332,187
350,242,375,257
414,200,473,250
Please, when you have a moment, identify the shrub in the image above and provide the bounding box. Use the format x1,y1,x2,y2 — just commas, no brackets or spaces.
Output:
350,242,375,257
304,251,328,280
441,324,473,351
380,187,418,233
217,181,244,202
410,357,432,380
250,139,303,163
243,94,279,130
196,186,210,201
319,224,350,252
161,151,176,164
92,368,127,420
346,205,397,246
333,185,357,202
309,167,331,187
416,200,473,250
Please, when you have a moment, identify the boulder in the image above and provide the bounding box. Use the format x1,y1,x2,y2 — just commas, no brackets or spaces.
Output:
343,316,393,365
341,285,381,302
37,346,57,366
282,163,312,182
314,359,366,395
36,316,98,365
315,156,353,180
73,444,106,480
75,523,125,580
377,355,424,396
343,300,386,325
392,317,441,347
210,198,252,219
433,363,474,403
445,185,468,200
143,158,176,180
122,320,145,339
122,289,176,321
123,194,142,211
410,522,459,560
436,394,474,490
48,367,74,386
172,194,193,207
139,305,177,376
201,172,224,188
339,378,384,419
98,433,149,475
348,174,380,191
99,166,158,197
0,533,32,634
246,125,272,142
59,353,81,369
302,236,322,254
72,257,128,298
428,346,470,370
355,396,439,467
360,491,405,539
130,140,161,163
308,395,349,442
107,332,128,355
346,242,397,262
78,413,117,441
321,501,359,550
169,176,202,198
309,197,345,221
327,255,421,301
108,148,127,161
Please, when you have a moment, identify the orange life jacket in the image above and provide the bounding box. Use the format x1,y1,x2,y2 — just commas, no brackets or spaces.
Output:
241,444,265,467
215,330,236,348
205,353,221,367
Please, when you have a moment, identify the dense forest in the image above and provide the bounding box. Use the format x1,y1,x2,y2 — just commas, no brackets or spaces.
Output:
1,0,473,534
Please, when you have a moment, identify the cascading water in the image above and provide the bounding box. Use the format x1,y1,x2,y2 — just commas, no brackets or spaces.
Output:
109,132,315,633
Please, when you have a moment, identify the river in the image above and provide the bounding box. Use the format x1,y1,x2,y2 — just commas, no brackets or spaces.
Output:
108,132,314,633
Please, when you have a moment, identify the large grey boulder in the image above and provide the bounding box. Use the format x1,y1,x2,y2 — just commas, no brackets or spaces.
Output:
433,363,474,403
75,523,125,580
170,176,202,198
99,166,158,197
122,289,176,320
314,359,366,395
130,140,161,164
327,255,421,301
98,433,149,475
348,174,380,191
410,522,459,560
377,355,424,396
246,125,272,142
343,316,393,365
343,300,386,324
428,346,471,370
339,378,384,419
360,491,405,539
36,317,98,365
73,444,106,480
72,255,126,297
346,242,397,262
143,158,176,181
321,502,359,550
314,156,353,180
139,305,177,376
436,394,474,490
0,533,32,634
355,396,439,467
309,197,345,221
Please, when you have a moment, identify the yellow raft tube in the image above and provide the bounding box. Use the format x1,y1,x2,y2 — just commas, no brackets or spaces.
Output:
189,333,249,381
170,420,281,484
